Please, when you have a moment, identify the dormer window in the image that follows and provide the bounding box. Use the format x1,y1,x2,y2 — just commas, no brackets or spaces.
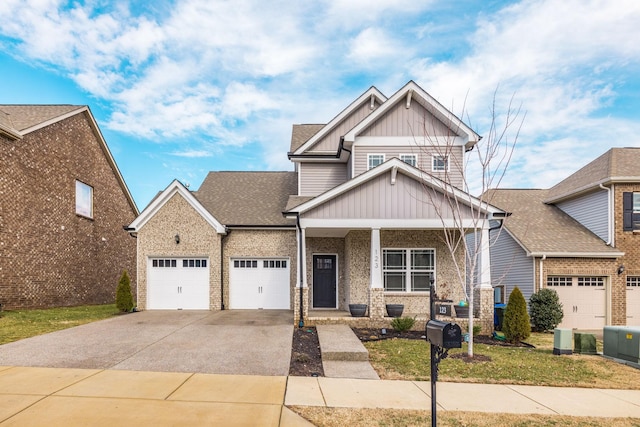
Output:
368,154,385,170
432,155,449,172
400,154,417,167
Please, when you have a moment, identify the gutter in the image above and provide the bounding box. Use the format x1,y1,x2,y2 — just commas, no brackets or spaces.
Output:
599,183,613,246
539,255,546,293
287,137,351,160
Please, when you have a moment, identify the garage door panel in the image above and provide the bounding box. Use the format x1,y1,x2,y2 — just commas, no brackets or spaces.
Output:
148,258,210,310
547,276,606,329
230,258,290,309
628,277,640,326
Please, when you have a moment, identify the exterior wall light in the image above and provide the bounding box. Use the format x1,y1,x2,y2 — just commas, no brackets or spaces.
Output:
617,265,625,275
175,234,180,244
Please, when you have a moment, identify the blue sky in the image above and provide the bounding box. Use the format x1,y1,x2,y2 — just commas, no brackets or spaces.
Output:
1,0,639,209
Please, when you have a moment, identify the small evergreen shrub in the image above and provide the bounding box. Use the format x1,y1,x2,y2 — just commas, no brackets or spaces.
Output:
116,270,134,313
391,316,415,332
502,287,531,344
529,288,564,332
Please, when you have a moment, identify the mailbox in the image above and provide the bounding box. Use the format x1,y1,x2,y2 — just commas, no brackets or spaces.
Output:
426,320,462,349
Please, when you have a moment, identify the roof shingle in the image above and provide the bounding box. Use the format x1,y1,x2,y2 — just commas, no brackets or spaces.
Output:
289,124,324,153
0,105,84,132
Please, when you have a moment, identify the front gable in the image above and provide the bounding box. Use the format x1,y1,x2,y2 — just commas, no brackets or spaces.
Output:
128,180,226,234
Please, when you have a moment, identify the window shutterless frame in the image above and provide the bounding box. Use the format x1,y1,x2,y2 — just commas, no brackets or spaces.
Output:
75,180,93,218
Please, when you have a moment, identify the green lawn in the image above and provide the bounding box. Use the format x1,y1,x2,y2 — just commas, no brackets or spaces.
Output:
0,304,118,345
365,334,640,389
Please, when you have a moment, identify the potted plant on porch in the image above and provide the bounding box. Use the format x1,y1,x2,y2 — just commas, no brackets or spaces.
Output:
385,304,404,318
348,303,368,317
453,300,469,318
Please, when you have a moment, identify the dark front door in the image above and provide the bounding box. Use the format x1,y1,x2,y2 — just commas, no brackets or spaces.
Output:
313,255,337,308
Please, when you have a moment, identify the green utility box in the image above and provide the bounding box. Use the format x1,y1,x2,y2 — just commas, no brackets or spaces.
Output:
553,328,572,355
574,333,597,355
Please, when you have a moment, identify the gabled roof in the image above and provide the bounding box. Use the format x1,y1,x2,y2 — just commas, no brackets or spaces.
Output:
128,180,226,233
290,124,325,153
290,86,387,156
0,104,138,215
487,189,623,257
195,172,297,227
342,80,480,148
285,157,503,218
546,148,640,203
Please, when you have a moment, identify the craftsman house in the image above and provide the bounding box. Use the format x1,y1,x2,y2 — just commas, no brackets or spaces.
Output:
128,81,503,329
488,148,640,328
0,105,138,309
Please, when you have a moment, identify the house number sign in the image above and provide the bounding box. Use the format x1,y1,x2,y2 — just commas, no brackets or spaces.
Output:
435,304,451,316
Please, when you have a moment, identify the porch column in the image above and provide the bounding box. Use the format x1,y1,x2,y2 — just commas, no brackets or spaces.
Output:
370,228,384,319
294,226,308,325
479,226,491,289
478,225,493,333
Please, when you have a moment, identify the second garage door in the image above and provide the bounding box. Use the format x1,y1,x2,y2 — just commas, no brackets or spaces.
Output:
547,276,606,329
229,258,290,309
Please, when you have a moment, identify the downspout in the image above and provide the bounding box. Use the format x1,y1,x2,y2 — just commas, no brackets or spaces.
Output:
296,215,305,327
220,228,230,310
539,255,546,292
599,183,613,246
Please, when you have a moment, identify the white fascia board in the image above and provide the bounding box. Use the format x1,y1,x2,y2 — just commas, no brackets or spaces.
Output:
128,180,226,234
300,218,480,229
289,157,503,216
353,136,467,147
0,124,23,140
293,86,387,155
527,251,625,258
343,81,480,145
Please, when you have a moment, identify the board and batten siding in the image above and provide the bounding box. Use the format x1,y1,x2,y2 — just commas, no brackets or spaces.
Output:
309,101,380,152
303,170,474,220
361,100,451,137
490,229,535,303
352,145,464,188
299,163,348,196
556,190,609,242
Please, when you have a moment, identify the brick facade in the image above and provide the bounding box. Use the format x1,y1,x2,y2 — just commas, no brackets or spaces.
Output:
614,184,640,325
0,113,137,309
135,193,222,310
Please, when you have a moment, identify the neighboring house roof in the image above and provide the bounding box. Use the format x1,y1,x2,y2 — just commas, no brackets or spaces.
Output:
546,148,640,203
290,124,324,153
128,179,226,233
195,171,297,227
487,189,623,257
0,104,138,215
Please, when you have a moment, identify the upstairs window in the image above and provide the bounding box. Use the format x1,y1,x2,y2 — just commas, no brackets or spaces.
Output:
367,154,385,170
432,155,449,172
75,180,93,218
623,192,640,231
400,154,417,167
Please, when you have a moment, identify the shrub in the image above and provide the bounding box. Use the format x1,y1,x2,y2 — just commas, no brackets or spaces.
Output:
391,317,415,332
502,287,530,344
115,270,134,313
529,288,564,332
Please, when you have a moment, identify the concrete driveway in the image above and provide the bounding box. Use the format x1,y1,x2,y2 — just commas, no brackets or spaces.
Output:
0,310,293,376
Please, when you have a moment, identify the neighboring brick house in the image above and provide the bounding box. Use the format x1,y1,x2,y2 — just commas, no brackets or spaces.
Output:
0,105,138,309
128,81,504,330
488,148,640,328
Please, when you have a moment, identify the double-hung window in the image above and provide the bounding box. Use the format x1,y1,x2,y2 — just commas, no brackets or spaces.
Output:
367,154,385,170
623,192,640,231
383,248,434,292
432,155,449,172
400,154,417,167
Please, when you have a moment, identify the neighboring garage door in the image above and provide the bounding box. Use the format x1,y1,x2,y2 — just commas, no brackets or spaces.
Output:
547,276,606,329
229,258,290,309
627,276,640,326
148,258,210,310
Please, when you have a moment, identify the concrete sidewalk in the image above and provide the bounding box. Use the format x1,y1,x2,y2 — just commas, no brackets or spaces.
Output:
1,366,640,426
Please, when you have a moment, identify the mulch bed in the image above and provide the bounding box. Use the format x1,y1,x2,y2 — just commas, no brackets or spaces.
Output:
289,326,534,375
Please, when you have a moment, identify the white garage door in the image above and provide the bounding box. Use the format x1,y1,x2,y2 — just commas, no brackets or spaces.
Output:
627,276,640,326
229,258,290,309
148,258,210,310
547,276,606,329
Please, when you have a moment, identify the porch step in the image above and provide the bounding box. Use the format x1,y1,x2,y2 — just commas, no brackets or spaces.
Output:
316,324,369,362
322,360,379,380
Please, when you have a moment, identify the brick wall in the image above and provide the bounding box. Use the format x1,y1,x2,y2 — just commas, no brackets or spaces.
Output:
614,184,640,324
135,193,222,310
222,229,297,309
0,113,137,309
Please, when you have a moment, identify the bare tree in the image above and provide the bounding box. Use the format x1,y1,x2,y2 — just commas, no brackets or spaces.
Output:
417,89,524,357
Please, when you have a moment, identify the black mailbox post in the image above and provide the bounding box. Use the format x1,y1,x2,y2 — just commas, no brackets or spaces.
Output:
426,320,462,349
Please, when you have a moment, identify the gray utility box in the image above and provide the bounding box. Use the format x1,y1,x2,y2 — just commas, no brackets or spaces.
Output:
603,326,640,364
574,332,597,355
553,328,572,355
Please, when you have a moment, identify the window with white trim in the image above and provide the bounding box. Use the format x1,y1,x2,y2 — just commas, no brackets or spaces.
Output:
383,248,434,292
547,276,572,287
75,180,93,218
234,259,258,268
367,154,385,170
182,259,207,268
400,154,417,167
628,276,640,287
432,155,449,172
